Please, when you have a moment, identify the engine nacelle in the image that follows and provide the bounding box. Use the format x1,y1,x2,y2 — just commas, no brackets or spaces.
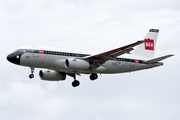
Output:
54,59,66,68
65,58,90,70
39,70,66,81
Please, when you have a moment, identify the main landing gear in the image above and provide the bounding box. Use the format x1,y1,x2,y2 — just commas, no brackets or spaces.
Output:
70,74,80,87
70,73,98,87
29,67,35,79
90,73,98,80
72,80,80,87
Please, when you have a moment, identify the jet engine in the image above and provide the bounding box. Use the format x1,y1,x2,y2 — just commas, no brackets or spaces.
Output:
65,58,90,70
54,59,66,68
39,70,66,81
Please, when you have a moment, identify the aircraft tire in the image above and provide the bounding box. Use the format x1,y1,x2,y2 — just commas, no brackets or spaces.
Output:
90,73,98,80
29,74,34,79
72,80,80,87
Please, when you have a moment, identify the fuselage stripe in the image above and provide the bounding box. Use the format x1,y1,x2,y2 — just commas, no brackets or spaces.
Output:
24,49,145,64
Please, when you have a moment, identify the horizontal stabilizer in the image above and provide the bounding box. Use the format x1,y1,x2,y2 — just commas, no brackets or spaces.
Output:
145,54,174,64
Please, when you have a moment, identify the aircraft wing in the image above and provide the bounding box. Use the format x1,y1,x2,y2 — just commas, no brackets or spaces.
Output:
84,40,144,64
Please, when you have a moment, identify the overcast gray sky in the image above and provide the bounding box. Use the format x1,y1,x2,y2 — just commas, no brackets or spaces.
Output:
1,0,180,120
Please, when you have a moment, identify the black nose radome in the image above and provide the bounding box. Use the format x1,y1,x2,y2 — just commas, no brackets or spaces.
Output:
7,52,22,65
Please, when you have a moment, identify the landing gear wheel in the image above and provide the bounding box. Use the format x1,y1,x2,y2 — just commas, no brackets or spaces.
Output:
90,73,98,80
29,67,35,79
29,74,34,79
72,80,80,87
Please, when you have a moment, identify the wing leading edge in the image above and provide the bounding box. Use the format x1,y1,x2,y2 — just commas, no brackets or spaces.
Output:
86,40,144,62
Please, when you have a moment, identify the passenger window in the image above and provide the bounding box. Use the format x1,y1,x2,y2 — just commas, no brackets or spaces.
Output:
34,50,39,53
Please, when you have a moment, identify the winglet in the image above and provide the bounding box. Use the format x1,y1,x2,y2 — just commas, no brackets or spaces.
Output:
145,54,174,64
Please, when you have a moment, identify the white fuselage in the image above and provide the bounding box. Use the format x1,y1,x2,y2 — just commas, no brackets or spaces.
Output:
18,47,162,74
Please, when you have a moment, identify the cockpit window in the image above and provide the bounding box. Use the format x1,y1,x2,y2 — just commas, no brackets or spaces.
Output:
14,49,19,52
14,49,26,53
25,49,32,52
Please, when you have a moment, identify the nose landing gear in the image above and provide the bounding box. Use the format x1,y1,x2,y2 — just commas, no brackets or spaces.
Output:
29,74,34,78
29,67,35,79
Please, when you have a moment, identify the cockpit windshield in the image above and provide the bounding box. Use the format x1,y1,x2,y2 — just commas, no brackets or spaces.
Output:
14,49,26,53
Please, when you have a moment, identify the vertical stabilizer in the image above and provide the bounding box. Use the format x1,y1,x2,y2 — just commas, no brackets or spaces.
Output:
132,29,159,59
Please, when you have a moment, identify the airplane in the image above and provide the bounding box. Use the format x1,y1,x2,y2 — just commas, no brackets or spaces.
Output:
7,29,174,87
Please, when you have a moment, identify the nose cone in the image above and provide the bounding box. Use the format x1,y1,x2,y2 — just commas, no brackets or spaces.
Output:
7,52,21,65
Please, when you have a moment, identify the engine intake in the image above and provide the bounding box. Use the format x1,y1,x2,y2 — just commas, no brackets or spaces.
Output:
39,70,66,81
65,58,90,70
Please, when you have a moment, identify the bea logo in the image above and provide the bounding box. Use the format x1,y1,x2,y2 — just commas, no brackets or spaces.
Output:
145,38,154,51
